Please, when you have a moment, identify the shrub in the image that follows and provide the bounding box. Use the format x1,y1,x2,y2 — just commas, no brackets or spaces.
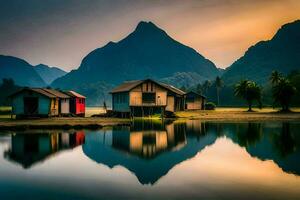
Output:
205,102,216,110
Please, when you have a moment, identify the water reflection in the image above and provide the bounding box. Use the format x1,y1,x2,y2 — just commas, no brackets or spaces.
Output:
1,120,300,186
82,120,300,184
83,120,215,184
4,131,85,168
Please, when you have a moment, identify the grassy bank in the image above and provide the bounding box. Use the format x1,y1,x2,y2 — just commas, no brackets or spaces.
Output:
1,107,300,131
176,107,300,121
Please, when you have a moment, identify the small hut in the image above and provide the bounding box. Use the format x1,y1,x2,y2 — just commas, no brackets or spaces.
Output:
65,91,86,117
9,88,59,118
184,91,206,110
42,88,70,116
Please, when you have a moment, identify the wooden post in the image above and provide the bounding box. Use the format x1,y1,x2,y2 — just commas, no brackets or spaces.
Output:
161,107,164,119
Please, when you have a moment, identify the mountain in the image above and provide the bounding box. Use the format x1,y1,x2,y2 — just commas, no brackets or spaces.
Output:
222,20,300,85
34,64,67,85
52,21,219,104
0,55,46,87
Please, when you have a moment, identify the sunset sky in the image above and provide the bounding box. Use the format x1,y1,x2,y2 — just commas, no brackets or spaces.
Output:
0,0,300,71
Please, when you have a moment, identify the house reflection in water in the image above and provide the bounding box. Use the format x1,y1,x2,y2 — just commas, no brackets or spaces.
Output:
5,131,85,168
112,120,207,158
113,121,186,158
82,120,215,184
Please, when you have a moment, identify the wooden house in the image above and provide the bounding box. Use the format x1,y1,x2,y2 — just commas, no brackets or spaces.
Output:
184,91,206,110
65,91,86,117
42,88,70,115
10,88,60,118
110,79,185,117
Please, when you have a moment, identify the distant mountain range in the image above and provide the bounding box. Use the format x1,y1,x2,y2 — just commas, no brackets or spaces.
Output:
222,20,300,85
0,20,299,105
0,56,66,87
0,55,46,87
34,64,67,85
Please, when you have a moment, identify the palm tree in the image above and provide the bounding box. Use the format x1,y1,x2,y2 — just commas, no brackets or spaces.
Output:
270,70,282,85
215,76,223,105
234,80,262,112
202,80,211,95
272,78,296,112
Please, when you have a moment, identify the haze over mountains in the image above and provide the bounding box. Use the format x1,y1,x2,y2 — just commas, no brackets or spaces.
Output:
0,20,299,105
34,64,67,85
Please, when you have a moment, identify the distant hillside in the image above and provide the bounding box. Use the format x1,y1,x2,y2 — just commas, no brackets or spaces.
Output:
52,21,220,105
0,55,46,87
223,20,300,85
34,64,67,85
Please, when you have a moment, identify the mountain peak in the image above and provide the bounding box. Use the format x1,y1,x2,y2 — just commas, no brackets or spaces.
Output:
272,19,300,41
134,21,165,34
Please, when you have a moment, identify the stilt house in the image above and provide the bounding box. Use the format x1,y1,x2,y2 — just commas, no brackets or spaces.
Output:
110,79,185,117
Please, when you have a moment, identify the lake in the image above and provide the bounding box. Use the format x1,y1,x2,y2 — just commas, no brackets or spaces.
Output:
0,120,300,200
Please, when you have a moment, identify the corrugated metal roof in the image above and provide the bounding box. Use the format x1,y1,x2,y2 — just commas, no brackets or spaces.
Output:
110,79,185,96
30,88,57,98
42,88,70,98
158,82,186,96
110,80,144,93
185,91,206,99
9,88,57,98
65,90,86,98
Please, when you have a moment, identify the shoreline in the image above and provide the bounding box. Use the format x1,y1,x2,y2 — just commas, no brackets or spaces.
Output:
1,109,300,131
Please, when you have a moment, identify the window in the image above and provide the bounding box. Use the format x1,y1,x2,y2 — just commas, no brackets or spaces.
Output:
142,93,155,104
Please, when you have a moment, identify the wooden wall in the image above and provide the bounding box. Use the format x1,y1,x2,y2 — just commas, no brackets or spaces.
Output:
112,92,130,112
60,98,70,114
11,91,52,115
129,81,167,106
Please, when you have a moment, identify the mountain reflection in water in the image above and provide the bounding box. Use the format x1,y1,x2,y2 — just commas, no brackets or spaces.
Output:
83,120,216,184
2,120,300,187
82,120,300,184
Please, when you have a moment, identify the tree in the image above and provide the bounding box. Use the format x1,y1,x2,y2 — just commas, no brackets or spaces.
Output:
234,80,262,111
270,70,283,85
215,76,223,105
180,85,187,92
202,80,211,95
196,83,203,94
272,78,296,112
0,78,20,105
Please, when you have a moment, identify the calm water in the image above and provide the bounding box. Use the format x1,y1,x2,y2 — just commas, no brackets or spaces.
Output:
0,120,300,200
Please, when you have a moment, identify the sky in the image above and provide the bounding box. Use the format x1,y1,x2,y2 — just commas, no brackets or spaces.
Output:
0,0,300,71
